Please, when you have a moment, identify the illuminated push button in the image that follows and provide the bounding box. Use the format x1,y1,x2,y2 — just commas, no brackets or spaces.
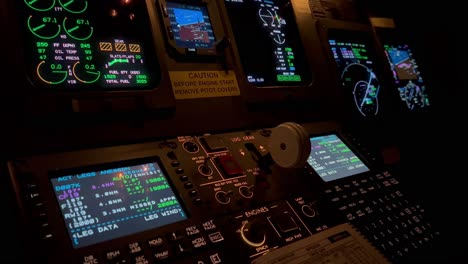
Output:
185,225,201,236
174,240,192,254
105,249,126,263
191,236,208,249
81,254,102,264
166,231,184,241
147,237,165,248
208,232,224,244
270,212,299,234
153,248,171,261
130,254,149,264
216,155,244,178
128,242,143,254
199,136,227,152
202,220,217,231
195,252,223,264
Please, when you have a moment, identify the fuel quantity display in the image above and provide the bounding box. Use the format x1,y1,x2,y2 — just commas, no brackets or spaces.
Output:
19,0,160,90
224,0,311,87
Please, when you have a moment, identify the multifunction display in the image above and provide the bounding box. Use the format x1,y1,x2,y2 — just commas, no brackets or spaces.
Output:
50,160,187,248
383,44,430,110
328,30,381,117
19,0,160,89
224,0,311,87
158,0,218,57
166,1,216,49
307,134,369,182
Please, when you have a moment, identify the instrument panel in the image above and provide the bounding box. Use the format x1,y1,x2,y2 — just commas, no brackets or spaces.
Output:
7,122,440,263
18,0,160,90
1,0,446,262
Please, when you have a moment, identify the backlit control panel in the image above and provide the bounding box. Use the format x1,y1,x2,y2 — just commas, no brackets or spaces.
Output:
7,122,439,263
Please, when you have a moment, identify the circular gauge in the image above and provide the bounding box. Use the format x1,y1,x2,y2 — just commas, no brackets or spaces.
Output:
27,15,61,39
341,63,380,117
72,61,101,84
36,61,68,84
58,0,88,14
24,0,56,12
258,7,285,45
63,17,93,40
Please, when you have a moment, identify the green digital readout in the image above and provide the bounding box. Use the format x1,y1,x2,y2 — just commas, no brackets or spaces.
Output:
19,0,160,90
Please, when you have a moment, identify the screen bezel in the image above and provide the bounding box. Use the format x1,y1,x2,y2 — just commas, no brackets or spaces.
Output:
306,133,372,183
326,27,384,119
157,0,219,59
221,0,314,89
215,0,319,105
374,27,431,113
48,156,189,249
317,20,388,123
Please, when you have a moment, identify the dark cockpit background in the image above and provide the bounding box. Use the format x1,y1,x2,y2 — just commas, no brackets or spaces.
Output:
1,0,466,262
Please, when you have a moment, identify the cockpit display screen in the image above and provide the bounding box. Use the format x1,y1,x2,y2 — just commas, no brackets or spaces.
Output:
166,1,216,49
307,134,369,182
224,0,311,87
18,0,160,90
50,159,187,248
383,43,430,110
328,29,382,117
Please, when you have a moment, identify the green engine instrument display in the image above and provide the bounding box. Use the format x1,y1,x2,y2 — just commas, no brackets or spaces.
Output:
20,0,160,90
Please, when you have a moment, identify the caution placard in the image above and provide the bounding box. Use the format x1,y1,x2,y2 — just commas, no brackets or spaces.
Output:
169,70,240,99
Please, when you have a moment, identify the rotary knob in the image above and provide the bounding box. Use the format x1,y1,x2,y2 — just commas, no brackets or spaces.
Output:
240,220,267,247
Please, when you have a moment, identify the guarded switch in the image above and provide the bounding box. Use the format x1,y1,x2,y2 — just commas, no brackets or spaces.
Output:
216,155,244,177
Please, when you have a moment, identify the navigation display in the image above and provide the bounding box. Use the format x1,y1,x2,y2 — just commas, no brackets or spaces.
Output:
224,0,311,87
18,0,160,90
328,29,382,117
166,1,216,49
50,159,187,248
383,44,430,110
307,134,369,182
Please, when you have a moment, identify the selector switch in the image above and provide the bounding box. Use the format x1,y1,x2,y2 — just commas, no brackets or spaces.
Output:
240,220,267,247
199,136,227,152
215,191,232,204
